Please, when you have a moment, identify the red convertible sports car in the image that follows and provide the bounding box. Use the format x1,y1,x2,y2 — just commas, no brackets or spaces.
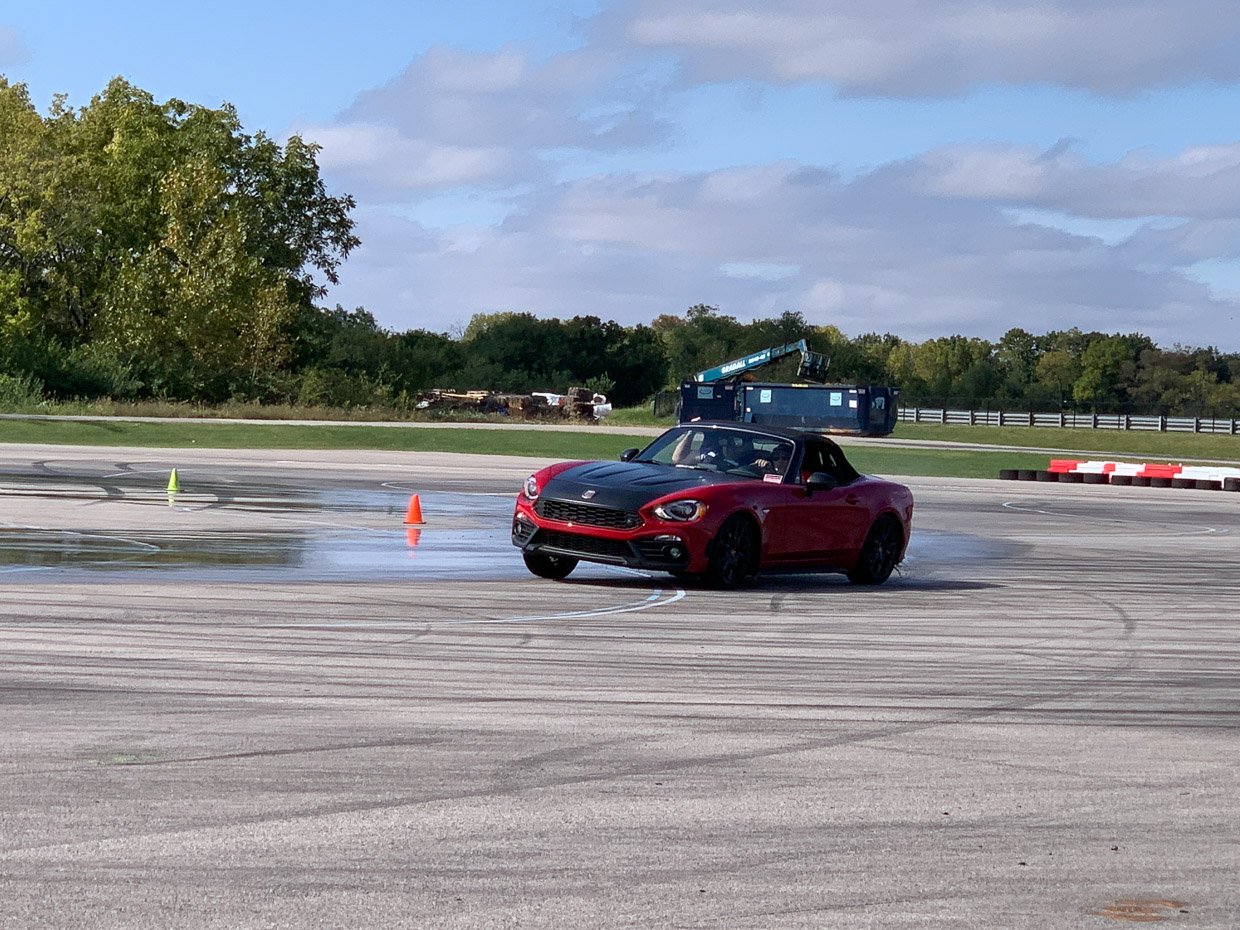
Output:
512,422,914,587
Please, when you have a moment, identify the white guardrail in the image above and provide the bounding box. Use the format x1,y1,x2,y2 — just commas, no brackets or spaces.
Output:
898,408,1240,435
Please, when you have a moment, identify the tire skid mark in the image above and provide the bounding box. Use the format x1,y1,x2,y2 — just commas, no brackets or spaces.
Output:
1,593,1174,858
84,735,444,768
0,678,1171,860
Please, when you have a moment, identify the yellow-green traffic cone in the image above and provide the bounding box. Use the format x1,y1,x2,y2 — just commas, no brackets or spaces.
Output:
167,468,181,493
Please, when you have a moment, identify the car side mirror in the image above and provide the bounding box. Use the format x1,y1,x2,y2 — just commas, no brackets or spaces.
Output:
620,447,640,462
805,471,838,497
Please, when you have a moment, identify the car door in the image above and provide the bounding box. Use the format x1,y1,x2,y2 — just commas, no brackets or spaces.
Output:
782,441,872,563
740,439,803,565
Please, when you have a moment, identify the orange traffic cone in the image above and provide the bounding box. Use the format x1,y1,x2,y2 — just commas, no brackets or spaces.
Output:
404,494,424,525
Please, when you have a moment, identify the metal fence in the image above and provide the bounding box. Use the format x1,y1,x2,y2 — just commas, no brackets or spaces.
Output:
898,407,1240,435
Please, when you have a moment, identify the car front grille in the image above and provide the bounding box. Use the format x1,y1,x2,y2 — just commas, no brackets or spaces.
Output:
533,529,633,562
535,498,642,529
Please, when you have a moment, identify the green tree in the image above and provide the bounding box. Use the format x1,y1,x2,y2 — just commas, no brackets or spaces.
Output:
1073,336,1141,410
0,76,358,399
652,304,746,386
1036,350,1081,407
104,157,300,397
0,80,45,351
995,327,1038,398
846,332,903,383
900,335,993,401
743,310,814,349
600,324,668,405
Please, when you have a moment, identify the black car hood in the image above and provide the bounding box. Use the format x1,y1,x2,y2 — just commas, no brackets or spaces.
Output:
544,461,743,512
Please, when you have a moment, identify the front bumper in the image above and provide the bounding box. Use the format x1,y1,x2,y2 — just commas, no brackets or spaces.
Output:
512,507,695,572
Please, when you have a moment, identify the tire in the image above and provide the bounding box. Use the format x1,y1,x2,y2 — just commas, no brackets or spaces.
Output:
1171,477,1194,489
522,550,578,580
705,514,760,589
1132,476,1151,487
999,469,1019,480
1225,478,1240,492
1110,475,1133,486
848,516,904,586
1083,473,1107,485
1062,472,1084,483
1017,469,1037,481
1035,470,1057,482
1196,479,1221,491
1151,477,1173,488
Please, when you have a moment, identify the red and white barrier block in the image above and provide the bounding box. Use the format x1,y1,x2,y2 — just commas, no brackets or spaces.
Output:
1001,459,1240,491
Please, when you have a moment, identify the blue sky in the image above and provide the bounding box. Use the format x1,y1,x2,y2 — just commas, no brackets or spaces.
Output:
3,1,1240,350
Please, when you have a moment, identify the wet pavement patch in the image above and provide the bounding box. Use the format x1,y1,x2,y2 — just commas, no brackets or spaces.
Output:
0,525,527,581
0,478,529,580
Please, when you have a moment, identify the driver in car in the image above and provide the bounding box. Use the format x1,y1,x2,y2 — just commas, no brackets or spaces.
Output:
751,445,792,479
670,430,735,468
696,432,739,469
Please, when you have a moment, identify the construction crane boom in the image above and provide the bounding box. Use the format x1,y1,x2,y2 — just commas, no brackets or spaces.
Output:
693,339,829,383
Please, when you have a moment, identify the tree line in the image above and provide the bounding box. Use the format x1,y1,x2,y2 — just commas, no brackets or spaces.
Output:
2,77,1238,416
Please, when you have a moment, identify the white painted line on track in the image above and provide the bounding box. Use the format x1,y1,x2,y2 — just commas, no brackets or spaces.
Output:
494,585,687,623
0,522,162,551
0,522,164,573
379,481,513,496
277,461,425,470
97,468,240,483
1001,500,1226,535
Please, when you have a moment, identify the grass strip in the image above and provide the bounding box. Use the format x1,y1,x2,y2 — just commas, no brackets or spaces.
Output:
893,422,1239,462
0,418,644,460
846,447,1051,480
0,417,1062,479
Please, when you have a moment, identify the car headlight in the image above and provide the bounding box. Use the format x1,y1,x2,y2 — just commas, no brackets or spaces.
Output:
523,475,540,500
652,499,707,522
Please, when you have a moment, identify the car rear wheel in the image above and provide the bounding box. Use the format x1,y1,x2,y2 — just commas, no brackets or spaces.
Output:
706,514,759,589
523,550,578,580
847,516,902,585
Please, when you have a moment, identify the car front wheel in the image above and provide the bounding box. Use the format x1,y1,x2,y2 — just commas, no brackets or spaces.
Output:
847,516,902,585
706,514,759,589
523,550,578,580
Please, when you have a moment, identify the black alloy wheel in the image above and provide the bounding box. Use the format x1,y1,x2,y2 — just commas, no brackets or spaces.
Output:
847,516,903,585
706,514,759,589
523,550,578,580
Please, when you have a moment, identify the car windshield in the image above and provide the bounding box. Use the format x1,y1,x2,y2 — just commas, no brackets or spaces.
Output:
636,427,795,480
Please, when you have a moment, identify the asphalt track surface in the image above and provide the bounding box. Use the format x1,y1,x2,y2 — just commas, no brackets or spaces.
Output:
1,443,1238,929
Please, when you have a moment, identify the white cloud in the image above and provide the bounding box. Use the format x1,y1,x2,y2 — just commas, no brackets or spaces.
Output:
308,43,673,194
619,0,1240,96
722,262,800,281
301,122,521,197
917,141,1240,219
311,2,1240,351
327,148,1240,349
